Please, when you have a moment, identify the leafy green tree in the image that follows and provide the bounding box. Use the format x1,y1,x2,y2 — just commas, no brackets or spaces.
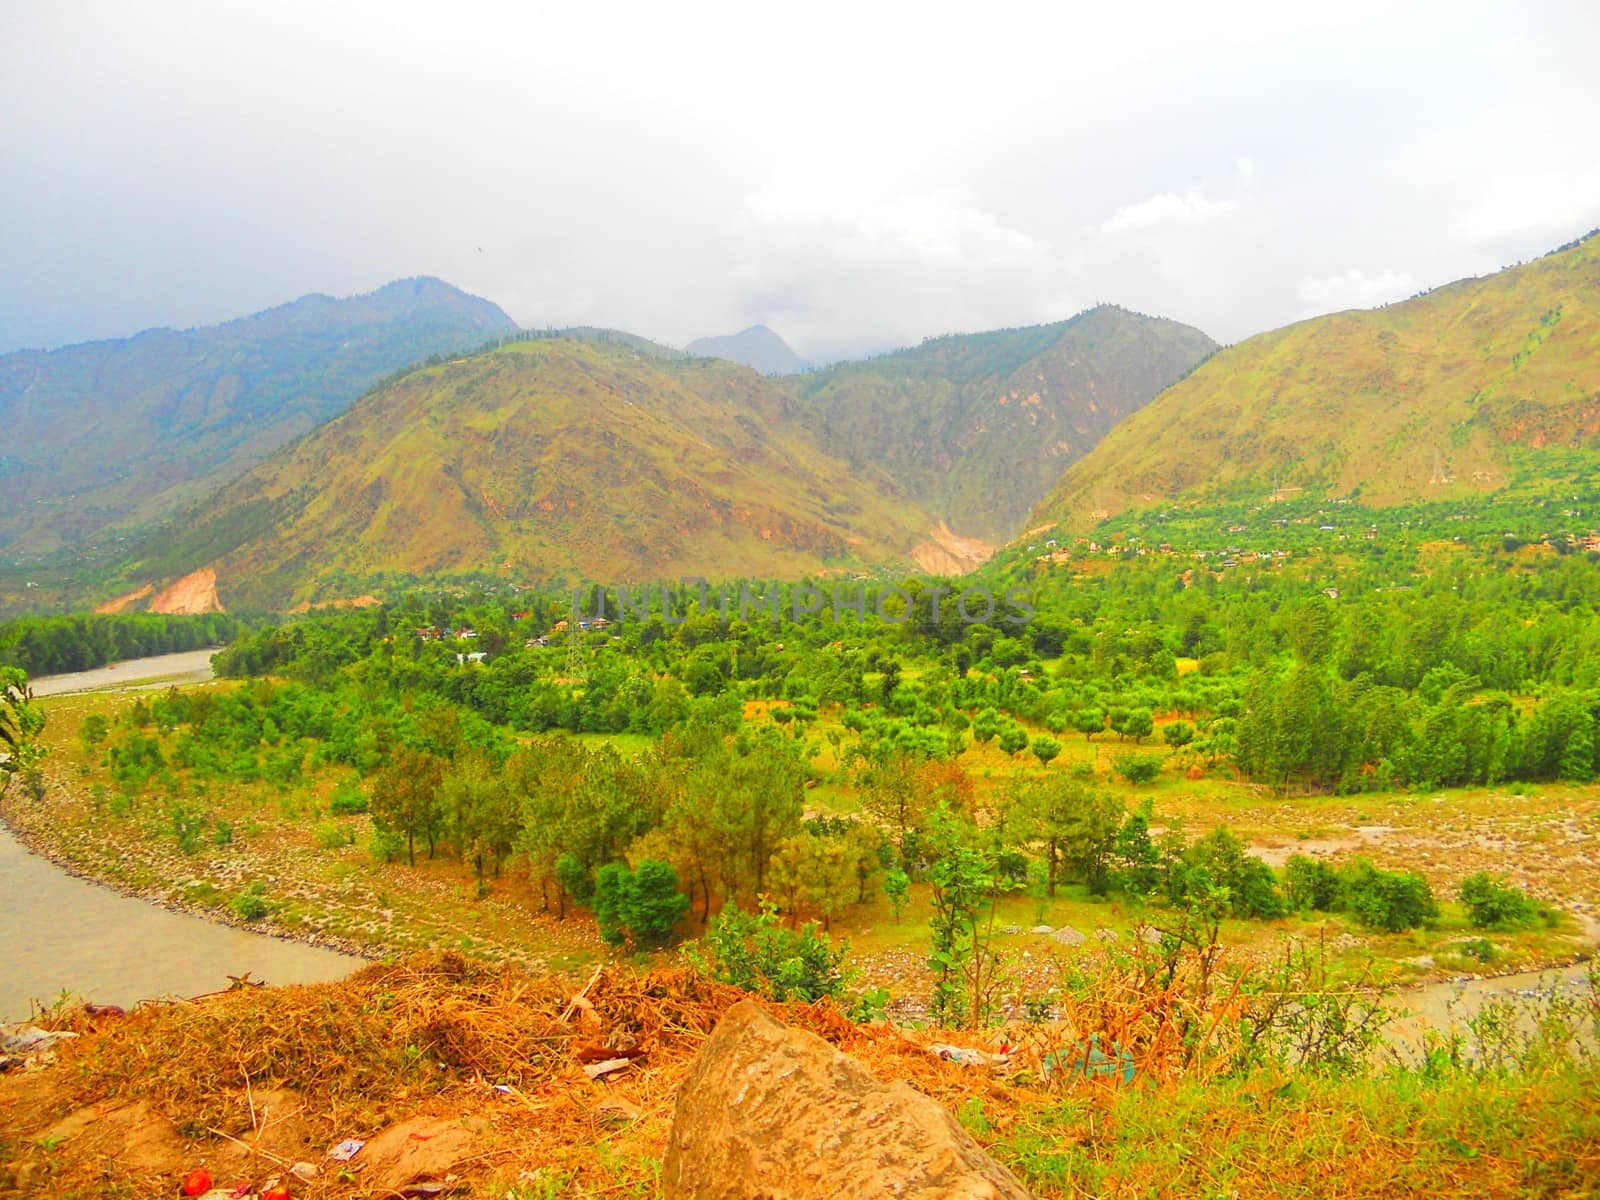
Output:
1017,775,1122,896
1030,735,1063,767
369,746,445,866
1162,720,1196,749
884,867,910,922
0,668,44,797
996,723,1030,757
1073,708,1105,740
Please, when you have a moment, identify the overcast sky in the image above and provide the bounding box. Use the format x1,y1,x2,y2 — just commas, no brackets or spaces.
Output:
3,1,1598,362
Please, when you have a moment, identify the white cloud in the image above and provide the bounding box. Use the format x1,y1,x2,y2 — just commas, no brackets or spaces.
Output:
1454,162,1600,244
1296,269,1420,317
1101,188,1242,236
726,183,1076,360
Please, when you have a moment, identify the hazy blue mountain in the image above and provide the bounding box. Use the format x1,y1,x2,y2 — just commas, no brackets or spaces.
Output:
0,277,517,553
686,325,808,375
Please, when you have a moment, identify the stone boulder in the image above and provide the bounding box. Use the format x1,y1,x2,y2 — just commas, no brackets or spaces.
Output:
662,1000,1034,1199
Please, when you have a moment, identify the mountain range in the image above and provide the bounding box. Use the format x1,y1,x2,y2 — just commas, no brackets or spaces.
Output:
0,278,516,555
111,338,939,610
1032,230,1600,530
10,227,1600,617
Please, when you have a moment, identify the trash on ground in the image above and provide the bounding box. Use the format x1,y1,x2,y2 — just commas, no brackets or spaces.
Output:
581,1056,634,1079
926,1043,1012,1068
1042,1035,1137,1084
327,1137,364,1161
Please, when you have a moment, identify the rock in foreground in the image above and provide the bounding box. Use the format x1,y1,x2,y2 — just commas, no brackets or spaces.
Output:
662,1000,1034,1199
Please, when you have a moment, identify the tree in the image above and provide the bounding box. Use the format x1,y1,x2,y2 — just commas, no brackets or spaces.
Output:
1162,720,1196,749
884,867,910,922
1030,735,1063,768
1073,708,1105,740
996,723,1029,757
1017,775,1122,896
369,746,445,866
0,668,44,798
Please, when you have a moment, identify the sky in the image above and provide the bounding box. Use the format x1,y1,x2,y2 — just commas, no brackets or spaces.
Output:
3,1,1599,362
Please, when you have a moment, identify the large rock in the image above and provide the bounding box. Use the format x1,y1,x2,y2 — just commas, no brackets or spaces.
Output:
662,1000,1034,1199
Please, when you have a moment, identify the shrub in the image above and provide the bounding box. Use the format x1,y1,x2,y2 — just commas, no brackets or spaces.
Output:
688,900,849,1002
1113,752,1163,785
170,804,206,855
1284,854,1340,912
1341,860,1437,932
231,889,268,922
1167,827,1286,919
328,780,369,814
314,820,354,850
1459,872,1539,929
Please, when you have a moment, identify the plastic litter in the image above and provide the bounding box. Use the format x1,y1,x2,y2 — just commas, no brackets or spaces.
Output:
327,1138,365,1162
580,1056,633,1079
1042,1034,1137,1084
926,1043,1012,1068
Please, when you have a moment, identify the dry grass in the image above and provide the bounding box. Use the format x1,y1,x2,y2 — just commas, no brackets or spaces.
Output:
3,950,1599,1199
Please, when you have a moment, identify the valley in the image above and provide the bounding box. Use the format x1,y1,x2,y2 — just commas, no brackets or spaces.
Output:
3,237,1600,1200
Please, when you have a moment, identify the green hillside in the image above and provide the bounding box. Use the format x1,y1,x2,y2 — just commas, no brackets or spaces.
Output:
0,277,516,555
1032,231,1600,531
116,337,938,610
790,306,1218,543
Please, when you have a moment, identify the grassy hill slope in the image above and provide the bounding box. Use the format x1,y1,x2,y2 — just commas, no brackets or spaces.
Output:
1033,231,1600,530
0,277,517,554
118,338,936,609
790,306,1217,543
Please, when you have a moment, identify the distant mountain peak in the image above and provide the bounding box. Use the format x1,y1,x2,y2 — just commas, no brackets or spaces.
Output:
685,325,808,375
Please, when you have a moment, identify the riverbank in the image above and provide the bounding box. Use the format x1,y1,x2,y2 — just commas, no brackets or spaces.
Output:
0,822,362,1020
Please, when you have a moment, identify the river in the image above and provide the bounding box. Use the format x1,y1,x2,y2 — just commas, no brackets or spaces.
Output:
26,648,219,697
0,825,363,1021
3,651,364,1022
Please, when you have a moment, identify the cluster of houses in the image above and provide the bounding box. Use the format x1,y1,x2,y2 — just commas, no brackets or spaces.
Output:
415,626,479,642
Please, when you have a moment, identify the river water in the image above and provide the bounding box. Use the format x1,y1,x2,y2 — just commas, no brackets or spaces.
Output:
0,825,363,1021
3,652,364,1021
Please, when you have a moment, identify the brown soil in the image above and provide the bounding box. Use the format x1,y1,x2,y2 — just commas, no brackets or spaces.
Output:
93,585,155,615
148,568,224,615
911,521,995,575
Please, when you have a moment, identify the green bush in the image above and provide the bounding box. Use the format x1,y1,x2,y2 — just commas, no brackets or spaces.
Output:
328,780,369,814
1284,854,1340,912
231,887,268,922
592,859,689,948
688,900,849,1002
1341,860,1437,932
1458,872,1539,929
315,820,354,850
1113,752,1163,785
